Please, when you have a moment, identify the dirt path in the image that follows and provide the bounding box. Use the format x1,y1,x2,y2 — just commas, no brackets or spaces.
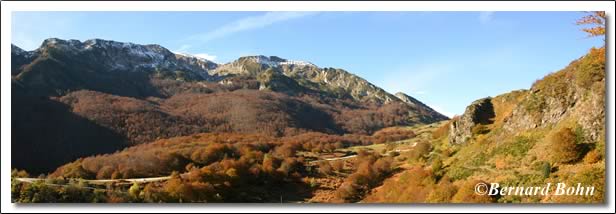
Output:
309,143,416,164
14,175,172,185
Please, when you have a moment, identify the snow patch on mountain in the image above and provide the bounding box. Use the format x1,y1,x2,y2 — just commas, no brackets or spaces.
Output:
174,52,217,63
243,55,317,68
30,38,221,81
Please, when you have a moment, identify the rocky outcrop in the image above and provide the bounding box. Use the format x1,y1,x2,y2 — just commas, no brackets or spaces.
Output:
257,68,306,95
449,97,495,145
502,48,605,143
211,55,399,104
448,48,605,146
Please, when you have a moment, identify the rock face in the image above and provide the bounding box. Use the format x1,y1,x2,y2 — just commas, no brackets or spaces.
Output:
256,68,307,95
37,38,218,77
450,47,605,146
211,55,400,104
449,97,495,145
502,48,605,143
210,55,448,121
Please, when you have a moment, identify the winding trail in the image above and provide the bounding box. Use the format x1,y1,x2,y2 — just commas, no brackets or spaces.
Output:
309,145,416,164
14,176,172,185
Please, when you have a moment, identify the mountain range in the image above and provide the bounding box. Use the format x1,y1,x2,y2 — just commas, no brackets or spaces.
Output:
11,38,447,173
10,37,606,204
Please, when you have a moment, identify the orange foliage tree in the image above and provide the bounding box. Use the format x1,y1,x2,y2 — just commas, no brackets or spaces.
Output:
577,11,606,39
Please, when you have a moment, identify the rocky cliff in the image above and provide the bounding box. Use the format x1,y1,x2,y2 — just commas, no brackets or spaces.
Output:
502,47,605,143
449,97,495,145
211,55,402,105
449,47,605,146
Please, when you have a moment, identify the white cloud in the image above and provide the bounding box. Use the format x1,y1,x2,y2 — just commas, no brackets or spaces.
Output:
479,11,495,24
192,53,218,62
187,12,318,43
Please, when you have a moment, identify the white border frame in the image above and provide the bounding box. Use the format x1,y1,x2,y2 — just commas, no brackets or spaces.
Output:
2,1,614,213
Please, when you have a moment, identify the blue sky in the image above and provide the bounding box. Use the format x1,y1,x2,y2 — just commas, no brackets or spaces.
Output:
11,12,604,117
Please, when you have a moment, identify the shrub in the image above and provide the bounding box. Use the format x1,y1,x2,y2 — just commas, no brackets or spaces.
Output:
96,166,115,179
334,154,394,202
333,183,357,203
426,176,457,203
583,149,601,164
575,47,605,89
12,180,105,203
541,162,551,179
550,128,582,164
128,182,141,199
317,161,333,176
524,93,546,114
363,165,434,203
54,161,96,179
451,180,495,203
331,160,345,173
385,143,396,152
11,169,30,178
372,127,417,144
494,135,535,158
390,151,400,157
407,142,431,162
471,124,490,135
432,121,451,139
373,157,393,175
162,177,192,202
494,157,509,170
446,166,474,181
549,164,605,203
431,157,444,178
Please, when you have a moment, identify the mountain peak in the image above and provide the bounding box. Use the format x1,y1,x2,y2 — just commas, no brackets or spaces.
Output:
236,55,316,67
212,55,404,104
38,38,172,57
41,37,80,47
14,38,220,84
